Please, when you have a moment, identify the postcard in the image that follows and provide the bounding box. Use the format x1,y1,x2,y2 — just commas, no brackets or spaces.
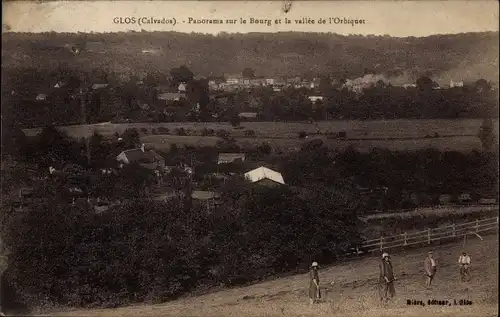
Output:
1,1,498,317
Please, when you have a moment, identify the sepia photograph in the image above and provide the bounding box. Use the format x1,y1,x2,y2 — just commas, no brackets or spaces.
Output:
1,1,499,316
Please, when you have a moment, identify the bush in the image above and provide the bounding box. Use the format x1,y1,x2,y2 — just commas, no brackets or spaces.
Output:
338,131,347,138
230,116,241,127
158,127,169,134
151,128,157,135
216,129,230,139
175,127,187,136
140,127,148,134
244,130,256,137
257,142,272,155
298,131,307,139
201,128,215,136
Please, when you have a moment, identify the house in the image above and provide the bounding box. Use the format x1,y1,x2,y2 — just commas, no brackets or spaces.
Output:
238,112,258,120
438,194,452,204
116,144,164,169
244,166,285,186
218,153,246,164
226,77,240,85
265,78,275,86
158,92,185,101
308,96,324,103
178,83,187,93
36,93,47,101
92,84,109,90
54,81,66,88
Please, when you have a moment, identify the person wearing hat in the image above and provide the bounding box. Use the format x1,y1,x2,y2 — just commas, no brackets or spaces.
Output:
308,262,321,305
458,251,471,282
378,252,396,303
424,251,437,287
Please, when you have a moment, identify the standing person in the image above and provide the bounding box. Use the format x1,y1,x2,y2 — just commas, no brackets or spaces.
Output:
458,251,471,282
308,262,321,305
424,251,437,287
379,253,396,303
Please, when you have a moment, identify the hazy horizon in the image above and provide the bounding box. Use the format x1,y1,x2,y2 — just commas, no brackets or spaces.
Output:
2,1,499,37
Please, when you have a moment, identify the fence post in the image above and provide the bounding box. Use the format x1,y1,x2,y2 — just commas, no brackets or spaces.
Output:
475,219,479,233
403,232,408,246
380,236,384,251
427,228,431,244
452,223,456,237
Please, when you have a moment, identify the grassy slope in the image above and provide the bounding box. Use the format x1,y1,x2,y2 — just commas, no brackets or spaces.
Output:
49,234,498,317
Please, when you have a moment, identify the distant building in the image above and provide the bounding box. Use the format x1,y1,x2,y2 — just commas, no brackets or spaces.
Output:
438,194,453,204
191,190,220,201
478,198,497,205
449,79,464,88
54,81,66,88
218,153,246,165
457,193,472,203
238,112,258,119
116,144,164,169
402,84,417,89
265,78,275,86
158,92,185,101
226,77,240,85
308,96,324,103
244,166,285,186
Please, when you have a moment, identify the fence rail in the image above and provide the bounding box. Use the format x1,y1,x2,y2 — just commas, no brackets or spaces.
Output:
357,216,499,254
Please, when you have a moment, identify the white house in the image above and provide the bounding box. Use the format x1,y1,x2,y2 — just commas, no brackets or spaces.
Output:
244,166,285,186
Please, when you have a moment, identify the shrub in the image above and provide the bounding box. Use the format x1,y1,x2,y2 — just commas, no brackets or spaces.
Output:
158,127,169,134
140,127,148,134
298,131,307,139
175,128,187,136
338,131,347,138
151,128,157,135
216,129,230,139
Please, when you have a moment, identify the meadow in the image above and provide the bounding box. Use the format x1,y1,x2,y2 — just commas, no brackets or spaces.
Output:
47,234,498,317
22,119,499,153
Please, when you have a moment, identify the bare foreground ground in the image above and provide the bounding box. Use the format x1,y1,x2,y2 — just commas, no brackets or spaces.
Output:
46,234,498,317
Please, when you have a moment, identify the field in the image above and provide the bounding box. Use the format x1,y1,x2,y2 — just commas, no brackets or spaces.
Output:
47,234,498,317
22,119,500,153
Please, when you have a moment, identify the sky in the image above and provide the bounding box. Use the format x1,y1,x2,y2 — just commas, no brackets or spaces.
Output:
2,1,499,37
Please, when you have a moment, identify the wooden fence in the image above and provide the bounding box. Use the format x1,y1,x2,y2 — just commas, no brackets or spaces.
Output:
357,216,499,254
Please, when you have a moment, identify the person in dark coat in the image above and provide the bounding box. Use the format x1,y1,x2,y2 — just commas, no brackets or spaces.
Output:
424,251,437,287
308,262,321,304
379,252,396,303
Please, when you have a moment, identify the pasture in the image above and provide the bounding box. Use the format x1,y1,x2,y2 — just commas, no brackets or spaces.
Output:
47,234,498,317
22,119,499,153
